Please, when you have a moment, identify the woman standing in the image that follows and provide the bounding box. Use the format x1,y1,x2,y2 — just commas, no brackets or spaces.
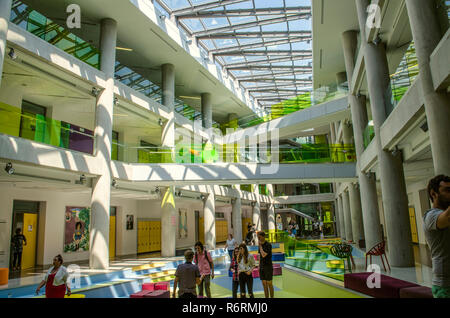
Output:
237,243,255,298
229,247,240,298
36,255,71,298
225,234,237,260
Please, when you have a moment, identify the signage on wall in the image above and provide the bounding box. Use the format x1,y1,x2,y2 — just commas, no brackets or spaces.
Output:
28,225,33,232
171,215,176,226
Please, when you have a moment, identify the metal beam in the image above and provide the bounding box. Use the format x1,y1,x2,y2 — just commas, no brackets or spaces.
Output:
225,55,312,68
197,31,311,39
254,95,304,100
239,78,312,83
215,50,312,56
210,37,309,55
191,14,306,37
236,70,312,80
228,65,312,71
248,88,311,93
176,7,311,18
171,0,250,15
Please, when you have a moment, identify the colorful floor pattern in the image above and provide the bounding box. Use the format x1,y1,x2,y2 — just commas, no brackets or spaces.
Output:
208,267,364,298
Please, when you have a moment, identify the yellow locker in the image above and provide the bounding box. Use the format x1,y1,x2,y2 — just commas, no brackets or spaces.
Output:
22,213,38,270
409,207,419,244
109,216,116,258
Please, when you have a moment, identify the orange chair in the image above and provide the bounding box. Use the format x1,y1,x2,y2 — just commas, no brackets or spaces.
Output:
366,241,390,272
0,268,8,285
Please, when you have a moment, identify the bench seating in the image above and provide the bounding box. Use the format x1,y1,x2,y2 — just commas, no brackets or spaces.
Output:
344,272,425,298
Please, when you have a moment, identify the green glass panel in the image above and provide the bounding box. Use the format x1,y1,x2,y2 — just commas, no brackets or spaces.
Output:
60,122,70,149
34,114,46,143
20,111,37,141
0,102,21,137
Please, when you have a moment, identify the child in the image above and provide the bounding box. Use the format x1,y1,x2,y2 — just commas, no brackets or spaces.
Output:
229,247,240,298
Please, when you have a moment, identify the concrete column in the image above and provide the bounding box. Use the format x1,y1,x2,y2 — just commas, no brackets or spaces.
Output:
342,121,353,146
342,30,382,250
342,189,353,242
349,183,365,245
90,18,117,269
201,93,213,130
337,194,345,239
161,63,175,162
0,0,12,87
336,71,347,92
252,185,261,232
266,184,276,231
334,200,340,237
330,123,336,145
405,0,450,175
357,0,414,266
232,197,242,244
203,188,216,250
161,186,176,257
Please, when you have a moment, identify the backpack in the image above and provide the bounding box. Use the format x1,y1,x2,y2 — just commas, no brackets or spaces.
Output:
195,250,213,269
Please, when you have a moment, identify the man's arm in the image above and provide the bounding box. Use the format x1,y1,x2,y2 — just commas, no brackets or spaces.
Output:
172,276,178,298
436,207,450,230
259,243,268,258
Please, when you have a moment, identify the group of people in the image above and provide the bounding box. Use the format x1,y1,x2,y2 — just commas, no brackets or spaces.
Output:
23,174,449,299
173,231,274,299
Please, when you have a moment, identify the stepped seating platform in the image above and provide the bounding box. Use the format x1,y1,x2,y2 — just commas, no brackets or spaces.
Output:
1,249,229,298
344,272,432,298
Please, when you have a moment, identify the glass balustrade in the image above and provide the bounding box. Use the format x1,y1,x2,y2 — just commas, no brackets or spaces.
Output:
388,42,419,111
0,102,94,154
111,141,355,164
239,83,349,129
363,124,375,149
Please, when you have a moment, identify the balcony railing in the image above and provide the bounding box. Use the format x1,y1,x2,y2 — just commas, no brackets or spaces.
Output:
388,42,419,112
239,83,349,129
363,124,375,149
112,142,356,164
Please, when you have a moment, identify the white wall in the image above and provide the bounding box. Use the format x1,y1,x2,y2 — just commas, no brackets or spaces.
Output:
0,185,139,267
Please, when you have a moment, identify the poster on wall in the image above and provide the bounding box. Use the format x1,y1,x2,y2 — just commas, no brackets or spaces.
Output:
64,207,90,253
126,215,134,230
178,208,188,239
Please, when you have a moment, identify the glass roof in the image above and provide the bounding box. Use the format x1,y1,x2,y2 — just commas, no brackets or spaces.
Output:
155,0,313,113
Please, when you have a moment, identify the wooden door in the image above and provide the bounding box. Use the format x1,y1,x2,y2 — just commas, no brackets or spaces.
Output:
21,213,38,270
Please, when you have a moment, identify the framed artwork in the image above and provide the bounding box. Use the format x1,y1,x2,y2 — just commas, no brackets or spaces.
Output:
126,215,134,230
64,207,90,253
178,208,188,239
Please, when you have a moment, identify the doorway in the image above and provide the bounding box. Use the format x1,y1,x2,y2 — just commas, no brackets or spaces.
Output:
10,201,40,271
109,207,117,259
195,211,199,243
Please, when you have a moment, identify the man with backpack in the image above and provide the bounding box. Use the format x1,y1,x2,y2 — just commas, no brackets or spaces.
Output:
194,241,214,298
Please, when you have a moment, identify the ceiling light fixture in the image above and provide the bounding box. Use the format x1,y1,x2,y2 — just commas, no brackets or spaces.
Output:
4,163,14,175
91,87,101,97
8,48,17,60
116,47,133,52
